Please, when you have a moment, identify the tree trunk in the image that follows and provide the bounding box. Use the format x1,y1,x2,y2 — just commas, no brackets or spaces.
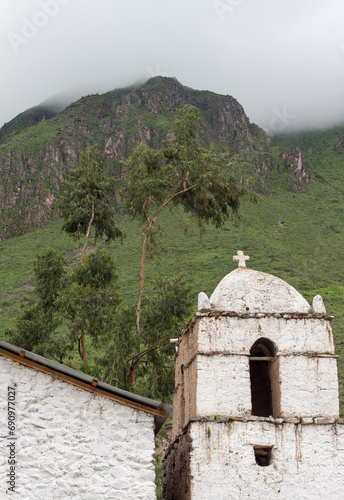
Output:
135,233,148,351
79,204,95,366
80,203,95,266
131,186,196,388
79,330,87,367
128,363,138,392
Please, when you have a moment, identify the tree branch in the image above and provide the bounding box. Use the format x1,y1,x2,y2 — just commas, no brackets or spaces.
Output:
142,198,150,224
153,183,196,223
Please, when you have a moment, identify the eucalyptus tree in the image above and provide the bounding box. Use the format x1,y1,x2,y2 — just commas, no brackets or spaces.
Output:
58,146,122,364
58,146,122,264
123,104,251,384
7,248,69,362
62,250,121,366
94,273,194,398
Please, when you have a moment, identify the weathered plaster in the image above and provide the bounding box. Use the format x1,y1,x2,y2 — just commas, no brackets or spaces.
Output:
187,421,344,499
172,312,339,434
196,354,251,417
279,355,339,417
196,315,335,355
209,268,311,314
0,357,156,499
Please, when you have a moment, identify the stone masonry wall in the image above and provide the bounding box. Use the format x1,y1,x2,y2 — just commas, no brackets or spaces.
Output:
196,314,335,355
173,324,198,437
0,357,156,500
279,355,339,417
172,313,339,431
177,419,344,499
196,354,251,416
163,431,192,500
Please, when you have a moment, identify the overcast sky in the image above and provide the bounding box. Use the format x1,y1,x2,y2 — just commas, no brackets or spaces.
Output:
1,0,344,135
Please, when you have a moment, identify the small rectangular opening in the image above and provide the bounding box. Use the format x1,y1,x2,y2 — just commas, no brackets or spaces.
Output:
254,446,272,467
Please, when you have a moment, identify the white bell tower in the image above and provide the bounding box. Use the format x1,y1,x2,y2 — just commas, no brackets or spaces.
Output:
164,252,344,499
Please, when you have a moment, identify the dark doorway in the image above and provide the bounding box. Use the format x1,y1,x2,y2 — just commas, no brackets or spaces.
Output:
249,338,276,417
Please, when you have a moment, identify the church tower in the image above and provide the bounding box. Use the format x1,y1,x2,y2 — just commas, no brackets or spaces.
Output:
164,251,344,499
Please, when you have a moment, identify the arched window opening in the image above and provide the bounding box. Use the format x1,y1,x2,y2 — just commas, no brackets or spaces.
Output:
250,338,278,417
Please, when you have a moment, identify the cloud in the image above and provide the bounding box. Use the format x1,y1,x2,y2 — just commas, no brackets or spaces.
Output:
1,0,344,134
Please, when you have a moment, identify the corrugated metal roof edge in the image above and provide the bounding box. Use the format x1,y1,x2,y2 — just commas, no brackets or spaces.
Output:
0,341,172,434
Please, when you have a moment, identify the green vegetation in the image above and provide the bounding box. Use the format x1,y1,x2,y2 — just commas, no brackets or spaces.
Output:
6,248,70,362
58,146,122,263
1,173,344,407
0,105,58,145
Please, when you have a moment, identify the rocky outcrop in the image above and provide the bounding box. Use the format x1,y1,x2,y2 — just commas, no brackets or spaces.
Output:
335,136,344,152
0,77,271,239
280,147,313,193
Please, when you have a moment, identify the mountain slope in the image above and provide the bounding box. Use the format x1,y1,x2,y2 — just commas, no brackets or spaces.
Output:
0,77,271,239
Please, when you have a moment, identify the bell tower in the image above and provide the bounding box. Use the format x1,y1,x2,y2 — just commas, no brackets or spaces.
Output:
164,252,344,500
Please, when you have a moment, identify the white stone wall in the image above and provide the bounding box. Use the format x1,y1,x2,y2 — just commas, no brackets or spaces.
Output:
189,420,344,499
194,353,339,418
197,316,335,355
193,315,339,418
196,355,252,416
0,357,156,500
279,355,339,417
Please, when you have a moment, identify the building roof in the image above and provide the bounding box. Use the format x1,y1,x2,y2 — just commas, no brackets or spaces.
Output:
209,267,311,314
0,341,172,434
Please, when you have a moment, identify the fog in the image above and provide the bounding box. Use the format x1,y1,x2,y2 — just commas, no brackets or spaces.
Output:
1,0,344,135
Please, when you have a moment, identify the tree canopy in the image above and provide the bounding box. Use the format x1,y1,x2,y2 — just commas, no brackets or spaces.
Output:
58,146,122,263
6,248,69,362
124,105,248,227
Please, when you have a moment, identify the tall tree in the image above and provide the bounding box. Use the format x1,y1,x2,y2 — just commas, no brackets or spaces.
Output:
94,273,194,398
58,146,122,264
123,104,251,383
6,248,69,362
58,147,122,364
137,274,194,398
62,250,121,366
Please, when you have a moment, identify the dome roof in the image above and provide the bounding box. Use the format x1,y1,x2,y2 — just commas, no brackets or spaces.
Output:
209,267,311,314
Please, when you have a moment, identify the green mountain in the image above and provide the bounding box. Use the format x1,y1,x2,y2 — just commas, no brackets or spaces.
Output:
1,77,344,411
0,77,271,239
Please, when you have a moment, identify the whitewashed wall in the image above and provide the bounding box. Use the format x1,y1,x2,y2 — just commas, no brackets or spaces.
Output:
0,357,156,500
189,420,344,500
279,355,339,417
197,315,335,355
195,314,339,418
196,355,252,416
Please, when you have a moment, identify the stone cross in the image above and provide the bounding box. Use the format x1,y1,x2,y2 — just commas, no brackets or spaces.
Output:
233,250,250,268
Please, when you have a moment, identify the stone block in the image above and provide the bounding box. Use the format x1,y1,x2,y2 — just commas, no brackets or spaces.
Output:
314,417,336,425
215,416,229,423
301,417,314,424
